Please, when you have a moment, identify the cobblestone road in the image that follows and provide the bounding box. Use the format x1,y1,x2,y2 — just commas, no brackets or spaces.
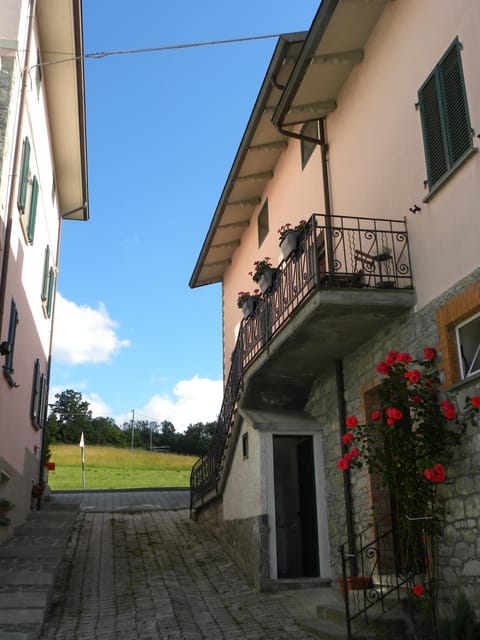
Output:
40,492,318,640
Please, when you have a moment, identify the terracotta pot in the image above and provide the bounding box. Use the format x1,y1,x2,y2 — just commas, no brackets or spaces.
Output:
337,576,373,595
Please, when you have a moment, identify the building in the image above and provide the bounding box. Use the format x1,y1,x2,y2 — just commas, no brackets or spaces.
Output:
189,0,480,625
0,0,88,539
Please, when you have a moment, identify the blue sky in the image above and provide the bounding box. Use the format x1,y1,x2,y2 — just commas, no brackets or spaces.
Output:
50,0,320,430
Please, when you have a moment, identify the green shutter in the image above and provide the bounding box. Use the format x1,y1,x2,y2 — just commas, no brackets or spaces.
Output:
418,39,472,190
38,373,47,428
18,137,30,211
4,299,18,373
27,175,39,242
438,41,472,165
30,358,41,423
46,267,55,318
41,246,50,301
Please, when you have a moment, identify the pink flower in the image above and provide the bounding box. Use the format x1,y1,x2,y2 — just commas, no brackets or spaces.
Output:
441,400,456,420
342,433,354,445
413,584,425,597
404,369,421,384
337,458,349,471
350,447,360,459
371,410,381,421
423,347,436,361
471,396,480,408
346,416,358,429
375,361,390,375
424,463,446,483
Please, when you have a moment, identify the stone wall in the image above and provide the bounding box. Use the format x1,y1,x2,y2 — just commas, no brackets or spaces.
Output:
305,267,480,612
194,496,270,591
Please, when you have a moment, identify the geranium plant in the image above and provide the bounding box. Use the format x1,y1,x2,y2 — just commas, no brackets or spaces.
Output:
277,219,307,242
338,347,480,607
237,290,259,308
249,257,273,283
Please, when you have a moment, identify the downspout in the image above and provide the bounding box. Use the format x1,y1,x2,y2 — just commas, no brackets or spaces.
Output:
275,115,357,563
0,0,37,338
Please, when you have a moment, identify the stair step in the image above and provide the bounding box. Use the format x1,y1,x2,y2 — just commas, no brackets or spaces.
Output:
0,609,44,625
0,592,48,608
0,624,40,640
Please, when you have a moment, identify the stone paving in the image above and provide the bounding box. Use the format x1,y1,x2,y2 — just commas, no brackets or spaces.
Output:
39,491,322,640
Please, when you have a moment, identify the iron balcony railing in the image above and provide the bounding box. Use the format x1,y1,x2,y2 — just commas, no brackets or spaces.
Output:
190,214,413,508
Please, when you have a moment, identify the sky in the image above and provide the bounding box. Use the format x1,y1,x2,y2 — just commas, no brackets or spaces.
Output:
49,0,321,431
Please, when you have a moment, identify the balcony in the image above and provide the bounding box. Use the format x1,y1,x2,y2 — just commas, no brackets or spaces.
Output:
191,214,415,506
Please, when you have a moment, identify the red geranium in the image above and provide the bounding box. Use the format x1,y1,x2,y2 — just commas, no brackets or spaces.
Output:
397,352,413,364
336,458,349,471
375,361,390,375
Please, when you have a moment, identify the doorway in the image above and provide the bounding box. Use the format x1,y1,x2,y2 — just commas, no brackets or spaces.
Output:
273,435,319,578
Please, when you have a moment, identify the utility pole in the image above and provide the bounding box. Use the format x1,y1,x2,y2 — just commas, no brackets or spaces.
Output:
131,409,135,451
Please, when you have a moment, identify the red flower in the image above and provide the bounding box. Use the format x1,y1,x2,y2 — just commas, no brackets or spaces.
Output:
424,463,445,483
411,394,422,404
346,416,358,429
342,433,354,445
397,352,413,364
385,351,398,366
337,458,349,471
386,407,403,421
423,347,436,361
350,447,360,459
386,417,395,426
471,396,480,408
413,584,425,597
375,361,390,375
441,400,456,420
371,410,381,421
405,369,421,384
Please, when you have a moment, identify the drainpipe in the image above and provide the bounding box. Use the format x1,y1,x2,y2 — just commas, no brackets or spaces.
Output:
275,115,356,562
0,0,37,338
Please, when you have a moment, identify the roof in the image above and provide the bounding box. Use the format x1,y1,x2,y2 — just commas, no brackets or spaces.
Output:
36,0,89,220
190,0,392,289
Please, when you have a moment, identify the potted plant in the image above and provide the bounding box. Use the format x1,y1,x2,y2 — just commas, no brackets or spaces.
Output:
0,498,15,517
237,290,259,319
249,257,277,293
278,220,307,259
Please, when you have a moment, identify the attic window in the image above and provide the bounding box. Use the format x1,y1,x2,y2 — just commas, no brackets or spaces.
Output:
257,200,269,247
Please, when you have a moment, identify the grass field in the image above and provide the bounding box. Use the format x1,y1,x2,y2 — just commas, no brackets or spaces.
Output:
48,445,197,490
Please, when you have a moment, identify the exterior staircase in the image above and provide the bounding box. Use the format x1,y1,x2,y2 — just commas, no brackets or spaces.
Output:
0,501,79,640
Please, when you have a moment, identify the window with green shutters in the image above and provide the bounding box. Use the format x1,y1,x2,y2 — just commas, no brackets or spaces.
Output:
41,246,50,301
41,246,55,318
18,137,30,212
46,267,55,318
3,299,18,382
30,359,47,429
27,175,38,242
418,38,473,192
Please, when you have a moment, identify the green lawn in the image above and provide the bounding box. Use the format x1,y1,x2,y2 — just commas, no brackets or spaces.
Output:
47,445,197,490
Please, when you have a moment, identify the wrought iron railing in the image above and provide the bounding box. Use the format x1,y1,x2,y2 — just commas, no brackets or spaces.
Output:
339,518,436,639
190,214,413,509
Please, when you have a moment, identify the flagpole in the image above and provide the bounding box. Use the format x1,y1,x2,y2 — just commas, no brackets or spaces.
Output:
79,432,86,490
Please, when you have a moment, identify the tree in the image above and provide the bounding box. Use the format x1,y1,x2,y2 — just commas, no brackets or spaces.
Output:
47,389,93,444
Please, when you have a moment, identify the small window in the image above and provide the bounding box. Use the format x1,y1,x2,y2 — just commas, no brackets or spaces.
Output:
418,38,473,193
46,267,55,318
456,311,480,379
300,120,319,169
35,51,42,98
27,175,39,242
257,200,269,247
3,299,18,384
242,432,249,459
18,137,31,212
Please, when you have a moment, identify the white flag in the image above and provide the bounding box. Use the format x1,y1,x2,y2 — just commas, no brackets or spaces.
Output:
79,432,84,448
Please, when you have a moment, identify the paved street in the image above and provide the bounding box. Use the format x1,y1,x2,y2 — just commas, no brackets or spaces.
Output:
39,490,320,640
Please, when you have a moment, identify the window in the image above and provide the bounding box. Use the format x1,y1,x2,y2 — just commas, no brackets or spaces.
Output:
30,359,47,429
3,299,18,384
456,312,480,379
257,200,269,247
300,120,319,169
41,246,55,318
418,38,473,193
17,136,39,243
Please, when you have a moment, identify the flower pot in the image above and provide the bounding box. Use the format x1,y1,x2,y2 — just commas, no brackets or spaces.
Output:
258,268,277,293
337,576,373,596
45,462,55,471
279,230,300,259
241,296,258,319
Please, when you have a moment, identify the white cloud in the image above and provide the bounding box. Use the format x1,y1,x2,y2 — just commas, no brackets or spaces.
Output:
83,393,112,418
53,293,130,365
136,376,223,432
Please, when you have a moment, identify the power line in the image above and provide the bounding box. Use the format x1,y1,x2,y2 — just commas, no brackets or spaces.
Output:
18,32,284,71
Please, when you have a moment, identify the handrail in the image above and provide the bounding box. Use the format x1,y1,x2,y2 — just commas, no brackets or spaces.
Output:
190,213,413,511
